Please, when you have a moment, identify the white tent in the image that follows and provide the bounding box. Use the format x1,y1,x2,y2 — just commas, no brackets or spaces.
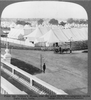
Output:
78,27,88,40
62,29,74,41
23,25,32,36
15,24,24,29
53,28,69,42
39,29,60,43
70,28,85,41
24,27,43,41
39,26,50,35
9,22,16,28
70,28,88,41
8,28,24,39
24,29,33,36
76,28,87,40
24,24,31,29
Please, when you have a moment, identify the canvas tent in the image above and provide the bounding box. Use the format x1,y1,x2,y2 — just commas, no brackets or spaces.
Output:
9,22,16,28
39,29,60,43
53,28,69,42
70,28,85,41
24,27,43,41
8,28,24,39
62,29,74,41
78,28,88,40
62,28,88,41
23,25,33,36
76,28,87,40
39,26,50,35
15,24,24,29
24,24,31,29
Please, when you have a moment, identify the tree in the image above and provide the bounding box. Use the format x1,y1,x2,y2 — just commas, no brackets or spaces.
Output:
67,18,74,24
79,19,88,24
85,20,88,24
59,21,66,26
16,20,26,25
49,18,58,25
38,19,44,25
25,22,31,26
74,20,80,24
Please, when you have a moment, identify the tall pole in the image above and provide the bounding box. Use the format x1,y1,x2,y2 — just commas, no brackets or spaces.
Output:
40,54,42,71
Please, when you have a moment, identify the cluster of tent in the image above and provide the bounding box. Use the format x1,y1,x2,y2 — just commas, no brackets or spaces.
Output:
7,24,88,46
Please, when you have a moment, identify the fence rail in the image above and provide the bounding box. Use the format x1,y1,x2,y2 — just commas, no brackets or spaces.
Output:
1,54,67,95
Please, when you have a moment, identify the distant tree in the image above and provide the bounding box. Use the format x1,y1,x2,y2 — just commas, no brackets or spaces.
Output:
16,20,31,26
84,20,88,24
25,22,31,26
79,19,88,24
38,19,44,25
16,20,25,25
67,18,74,24
59,21,66,26
74,20,80,24
79,20,84,24
49,18,58,25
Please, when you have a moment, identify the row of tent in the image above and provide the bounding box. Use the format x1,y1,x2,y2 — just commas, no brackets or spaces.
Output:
8,26,88,45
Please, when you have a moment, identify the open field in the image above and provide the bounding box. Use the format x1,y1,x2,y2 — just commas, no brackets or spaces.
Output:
1,48,88,95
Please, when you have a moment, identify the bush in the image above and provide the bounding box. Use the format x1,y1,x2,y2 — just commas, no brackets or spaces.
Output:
71,41,88,50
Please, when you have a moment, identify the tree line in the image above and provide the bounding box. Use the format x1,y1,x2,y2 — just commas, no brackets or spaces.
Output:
15,18,88,26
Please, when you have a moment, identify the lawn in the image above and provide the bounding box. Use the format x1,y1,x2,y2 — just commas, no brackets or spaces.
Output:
1,48,88,95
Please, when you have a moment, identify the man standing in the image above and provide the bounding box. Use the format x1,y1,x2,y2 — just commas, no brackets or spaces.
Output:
43,63,46,73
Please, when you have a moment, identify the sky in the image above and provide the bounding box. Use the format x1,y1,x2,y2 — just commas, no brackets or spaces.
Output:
1,1,88,19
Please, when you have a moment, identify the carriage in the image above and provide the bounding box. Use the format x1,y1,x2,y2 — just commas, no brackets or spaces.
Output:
54,46,71,54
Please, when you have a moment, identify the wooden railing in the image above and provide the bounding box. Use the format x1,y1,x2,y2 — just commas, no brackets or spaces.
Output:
1,55,67,95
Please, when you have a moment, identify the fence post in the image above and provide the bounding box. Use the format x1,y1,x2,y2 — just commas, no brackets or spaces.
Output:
12,69,14,75
3,48,11,64
30,78,32,86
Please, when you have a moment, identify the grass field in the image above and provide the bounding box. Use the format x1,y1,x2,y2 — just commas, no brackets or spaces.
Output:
1,48,88,95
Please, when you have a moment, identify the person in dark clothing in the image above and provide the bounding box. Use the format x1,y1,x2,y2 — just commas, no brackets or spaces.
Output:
43,63,46,73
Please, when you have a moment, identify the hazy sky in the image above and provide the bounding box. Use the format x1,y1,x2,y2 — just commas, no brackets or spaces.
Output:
1,1,87,19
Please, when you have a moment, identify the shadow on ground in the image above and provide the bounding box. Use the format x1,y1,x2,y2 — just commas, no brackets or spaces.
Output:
11,58,42,75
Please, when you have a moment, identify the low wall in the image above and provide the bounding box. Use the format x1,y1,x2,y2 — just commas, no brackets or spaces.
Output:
1,55,67,95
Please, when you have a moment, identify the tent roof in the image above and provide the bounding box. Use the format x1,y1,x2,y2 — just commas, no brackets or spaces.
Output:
24,27,43,40
53,28,69,42
24,25,31,29
40,29,60,43
24,26,88,42
78,28,88,40
39,26,51,35
70,28,87,41
62,29,73,41
15,24,24,29
8,28,24,39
